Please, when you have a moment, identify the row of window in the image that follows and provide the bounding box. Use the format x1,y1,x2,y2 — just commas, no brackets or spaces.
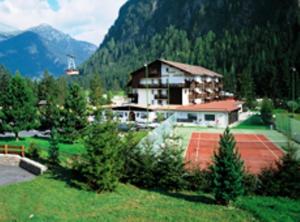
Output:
186,113,216,121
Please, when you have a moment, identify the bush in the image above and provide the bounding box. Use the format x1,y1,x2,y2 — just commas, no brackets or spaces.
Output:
258,144,300,199
243,173,258,195
27,143,41,160
185,169,212,192
122,137,157,188
155,134,186,191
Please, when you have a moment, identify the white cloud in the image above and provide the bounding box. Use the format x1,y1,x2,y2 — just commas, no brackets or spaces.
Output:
0,0,126,45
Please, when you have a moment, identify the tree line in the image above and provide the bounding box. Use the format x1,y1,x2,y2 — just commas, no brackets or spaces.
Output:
0,66,108,142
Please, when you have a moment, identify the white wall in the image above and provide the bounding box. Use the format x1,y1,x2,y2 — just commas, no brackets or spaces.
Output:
176,111,229,128
113,111,156,123
137,89,154,106
182,88,189,105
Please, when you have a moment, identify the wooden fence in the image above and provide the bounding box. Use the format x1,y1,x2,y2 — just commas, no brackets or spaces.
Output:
0,145,25,157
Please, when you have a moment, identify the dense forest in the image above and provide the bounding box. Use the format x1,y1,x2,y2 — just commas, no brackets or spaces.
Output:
81,0,300,101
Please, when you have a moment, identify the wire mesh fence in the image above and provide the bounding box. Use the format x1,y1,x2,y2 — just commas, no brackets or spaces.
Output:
275,114,300,143
137,114,177,152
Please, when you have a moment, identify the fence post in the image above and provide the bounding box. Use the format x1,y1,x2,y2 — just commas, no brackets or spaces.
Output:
4,144,8,155
21,146,25,157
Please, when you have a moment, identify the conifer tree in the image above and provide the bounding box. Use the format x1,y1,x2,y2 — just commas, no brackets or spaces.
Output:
0,65,11,105
211,128,244,205
74,121,123,192
122,137,157,188
260,98,274,125
61,83,87,141
155,134,186,191
2,72,39,140
48,128,60,165
89,73,104,107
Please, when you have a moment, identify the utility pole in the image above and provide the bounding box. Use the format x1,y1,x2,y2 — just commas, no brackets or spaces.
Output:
144,63,149,128
292,67,296,115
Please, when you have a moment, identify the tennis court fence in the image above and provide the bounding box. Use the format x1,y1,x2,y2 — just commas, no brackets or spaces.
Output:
137,114,177,152
275,114,300,143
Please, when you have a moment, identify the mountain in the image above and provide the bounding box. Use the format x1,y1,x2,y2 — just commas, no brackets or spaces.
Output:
0,23,20,41
82,0,300,100
0,24,97,78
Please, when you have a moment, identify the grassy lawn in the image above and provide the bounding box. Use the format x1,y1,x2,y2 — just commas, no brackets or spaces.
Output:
0,131,148,159
0,175,299,222
234,115,269,130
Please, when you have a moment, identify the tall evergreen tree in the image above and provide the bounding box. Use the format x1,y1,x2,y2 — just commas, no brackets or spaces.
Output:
61,83,87,141
0,65,11,105
48,128,60,165
2,72,39,140
73,121,123,192
260,98,274,125
89,73,104,107
211,128,245,205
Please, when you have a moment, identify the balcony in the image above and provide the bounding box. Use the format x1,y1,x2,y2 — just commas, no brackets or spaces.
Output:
155,93,168,100
128,93,138,103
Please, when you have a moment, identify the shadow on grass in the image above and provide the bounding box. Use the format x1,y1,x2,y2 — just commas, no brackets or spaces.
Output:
0,137,26,142
147,189,215,205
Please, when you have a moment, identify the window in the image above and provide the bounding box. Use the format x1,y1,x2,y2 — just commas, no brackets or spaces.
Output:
205,114,215,121
187,113,197,121
166,68,169,72
152,100,155,105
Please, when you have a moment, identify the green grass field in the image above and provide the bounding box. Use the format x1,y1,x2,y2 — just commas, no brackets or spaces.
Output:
0,131,148,160
0,175,299,222
234,115,269,130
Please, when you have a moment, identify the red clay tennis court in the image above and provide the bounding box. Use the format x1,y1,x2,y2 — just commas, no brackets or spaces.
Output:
185,133,284,174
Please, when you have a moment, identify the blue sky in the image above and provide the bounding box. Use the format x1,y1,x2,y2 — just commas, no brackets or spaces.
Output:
47,0,60,11
0,0,126,45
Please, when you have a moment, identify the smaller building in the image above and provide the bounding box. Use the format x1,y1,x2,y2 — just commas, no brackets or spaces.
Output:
109,99,243,128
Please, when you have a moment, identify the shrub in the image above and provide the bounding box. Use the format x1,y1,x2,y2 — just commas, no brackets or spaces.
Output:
243,173,259,195
211,128,245,205
155,134,187,191
258,144,300,199
185,169,212,192
27,143,41,160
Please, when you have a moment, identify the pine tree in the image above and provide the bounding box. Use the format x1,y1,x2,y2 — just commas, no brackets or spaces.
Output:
48,128,60,165
61,83,87,142
0,65,11,105
211,128,245,205
260,98,274,125
74,121,123,192
155,134,186,191
2,72,39,140
122,137,157,188
89,73,104,107
273,145,300,198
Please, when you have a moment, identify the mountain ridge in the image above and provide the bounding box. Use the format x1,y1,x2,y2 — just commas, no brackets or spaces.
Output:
0,23,97,78
82,0,300,100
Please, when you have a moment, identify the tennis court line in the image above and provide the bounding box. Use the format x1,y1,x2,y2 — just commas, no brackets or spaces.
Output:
254,134,280,159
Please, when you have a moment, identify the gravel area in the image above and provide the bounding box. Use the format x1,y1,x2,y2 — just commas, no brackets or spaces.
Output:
0,165,35,186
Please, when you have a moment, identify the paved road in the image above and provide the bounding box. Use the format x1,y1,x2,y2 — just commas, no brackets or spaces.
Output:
0,166,35,186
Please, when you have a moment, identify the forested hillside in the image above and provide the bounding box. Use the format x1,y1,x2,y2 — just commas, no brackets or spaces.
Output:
82,0,300,100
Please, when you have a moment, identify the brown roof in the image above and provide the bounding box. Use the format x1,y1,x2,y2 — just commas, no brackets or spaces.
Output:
159,99,241,112
159,59,223,78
